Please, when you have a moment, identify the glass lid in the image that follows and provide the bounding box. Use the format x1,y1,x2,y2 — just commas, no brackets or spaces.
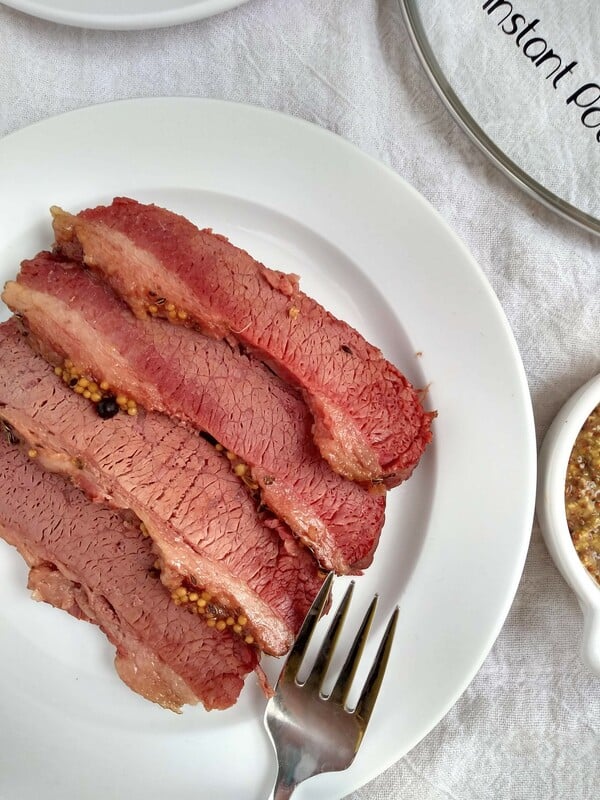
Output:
399,0,600,235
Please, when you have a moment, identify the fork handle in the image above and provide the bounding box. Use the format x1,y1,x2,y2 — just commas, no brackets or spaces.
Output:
271,786,295,800
269,767,298,800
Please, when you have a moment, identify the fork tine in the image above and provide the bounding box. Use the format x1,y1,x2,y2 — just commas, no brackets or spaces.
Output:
328,595,378,707
354,607,399,727
278,572,334,684
303,581,355,693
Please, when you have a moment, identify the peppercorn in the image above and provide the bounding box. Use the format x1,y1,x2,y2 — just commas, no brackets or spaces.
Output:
96,396,119,419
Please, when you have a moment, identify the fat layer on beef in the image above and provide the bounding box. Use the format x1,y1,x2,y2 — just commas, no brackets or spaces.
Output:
4,252,386,574
0,435,259,711
51,198,434,487
0,320,323,656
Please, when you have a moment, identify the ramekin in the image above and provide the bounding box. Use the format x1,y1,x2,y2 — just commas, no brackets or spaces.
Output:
537,374,600,676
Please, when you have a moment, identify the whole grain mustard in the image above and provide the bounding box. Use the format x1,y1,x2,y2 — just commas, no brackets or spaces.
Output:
565,404,600,586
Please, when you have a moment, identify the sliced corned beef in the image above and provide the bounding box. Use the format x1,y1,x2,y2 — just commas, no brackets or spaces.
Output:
0,436,258,711
51,199,434,487
4,252,386,574
0,320,323,656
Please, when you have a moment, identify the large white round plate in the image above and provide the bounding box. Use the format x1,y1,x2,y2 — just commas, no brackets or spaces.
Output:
2,0,250,30
0,98,536,799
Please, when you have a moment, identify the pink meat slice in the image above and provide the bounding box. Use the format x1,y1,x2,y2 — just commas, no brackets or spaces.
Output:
0,319,323,656
4,252,386,575
0,437,258,711
51,198,434,487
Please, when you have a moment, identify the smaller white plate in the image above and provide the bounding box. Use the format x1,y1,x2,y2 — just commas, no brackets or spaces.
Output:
2,0,250,30
537,375,600,676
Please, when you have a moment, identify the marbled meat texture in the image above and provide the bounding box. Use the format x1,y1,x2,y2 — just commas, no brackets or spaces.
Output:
0,320,323,656
51,198,434,487
0,435,258,711
4,252,386,575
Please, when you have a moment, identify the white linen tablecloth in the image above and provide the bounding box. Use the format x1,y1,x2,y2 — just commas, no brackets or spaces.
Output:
1,1,599,798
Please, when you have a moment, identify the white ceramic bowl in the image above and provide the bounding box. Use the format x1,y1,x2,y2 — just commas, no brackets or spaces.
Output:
537,374,600,676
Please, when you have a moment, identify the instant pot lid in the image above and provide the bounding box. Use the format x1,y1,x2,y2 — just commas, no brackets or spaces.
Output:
399,0,600,236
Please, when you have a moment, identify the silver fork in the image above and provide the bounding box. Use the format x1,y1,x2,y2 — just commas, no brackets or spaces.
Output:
264,573,399,799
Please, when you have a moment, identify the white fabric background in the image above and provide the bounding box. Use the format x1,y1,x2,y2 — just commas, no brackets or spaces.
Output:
0,1,599,798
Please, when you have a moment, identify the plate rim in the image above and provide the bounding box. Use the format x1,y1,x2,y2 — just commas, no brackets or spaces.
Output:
1,0,250,30
0,96,537,798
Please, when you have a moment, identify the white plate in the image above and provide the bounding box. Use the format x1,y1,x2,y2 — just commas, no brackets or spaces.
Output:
2,0,249,30
0,98,536,799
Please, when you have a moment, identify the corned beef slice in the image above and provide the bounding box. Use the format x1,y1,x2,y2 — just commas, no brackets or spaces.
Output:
51,198,433,487
4,252,385,574
0,436,258,711
0,320,322,656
